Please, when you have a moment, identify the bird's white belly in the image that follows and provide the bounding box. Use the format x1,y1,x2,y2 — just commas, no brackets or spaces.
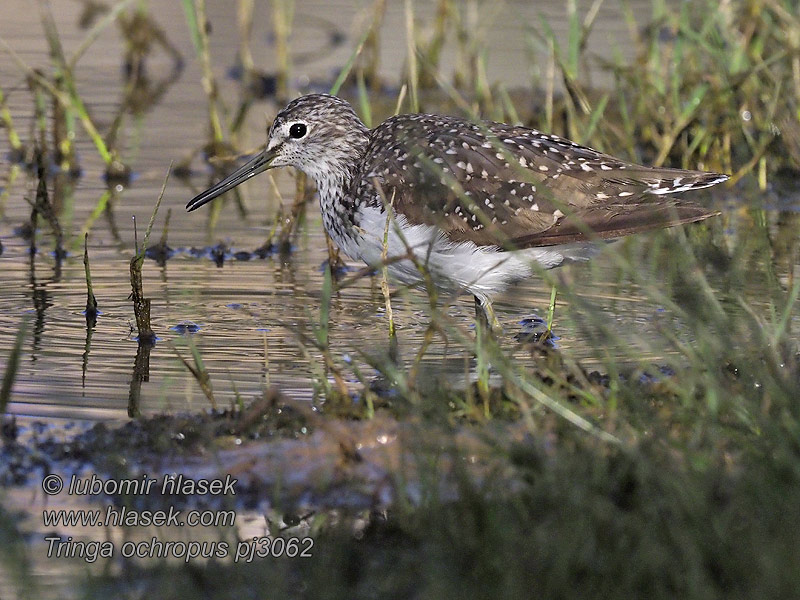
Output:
332,205,597,300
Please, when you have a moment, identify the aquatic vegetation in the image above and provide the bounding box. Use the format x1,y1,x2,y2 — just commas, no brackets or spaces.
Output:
171,336,217,410
129,166,169,345
0,321,27,413
83,233,98,327
0,1,798,598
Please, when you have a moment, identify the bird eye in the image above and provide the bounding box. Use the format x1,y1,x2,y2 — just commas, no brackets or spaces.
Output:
289,123,307,139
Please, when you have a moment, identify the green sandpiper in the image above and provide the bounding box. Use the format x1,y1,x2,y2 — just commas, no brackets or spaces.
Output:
187,94,727,327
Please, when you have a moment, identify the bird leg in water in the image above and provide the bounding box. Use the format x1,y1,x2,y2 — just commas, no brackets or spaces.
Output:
474,295,501,334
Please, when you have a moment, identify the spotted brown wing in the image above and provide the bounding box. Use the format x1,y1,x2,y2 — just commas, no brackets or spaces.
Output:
355,114,723,248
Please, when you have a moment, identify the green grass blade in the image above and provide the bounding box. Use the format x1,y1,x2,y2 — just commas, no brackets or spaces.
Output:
581,93,609,145
330,27,372,96
180,0,202,55
318,264,333,348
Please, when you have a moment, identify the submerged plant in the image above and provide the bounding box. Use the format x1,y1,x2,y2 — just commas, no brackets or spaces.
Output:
129,166,169,345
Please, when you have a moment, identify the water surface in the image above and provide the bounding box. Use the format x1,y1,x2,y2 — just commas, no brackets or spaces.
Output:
0,0,792,419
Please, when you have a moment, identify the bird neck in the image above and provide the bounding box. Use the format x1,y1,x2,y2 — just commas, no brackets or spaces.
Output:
307,132,369,207
313,161,359,211
302,127,370,251
313,161,362,250
305,126,370,221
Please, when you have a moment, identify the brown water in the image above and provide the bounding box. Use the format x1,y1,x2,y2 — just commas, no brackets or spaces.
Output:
0,0,792,420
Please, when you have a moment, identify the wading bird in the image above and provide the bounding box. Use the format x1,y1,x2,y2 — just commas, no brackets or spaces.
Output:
187,94,726,328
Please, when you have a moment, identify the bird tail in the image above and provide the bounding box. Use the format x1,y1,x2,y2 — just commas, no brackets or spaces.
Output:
641,169,729,196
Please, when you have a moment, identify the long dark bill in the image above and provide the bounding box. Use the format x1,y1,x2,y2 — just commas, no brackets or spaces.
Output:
185,146,279,212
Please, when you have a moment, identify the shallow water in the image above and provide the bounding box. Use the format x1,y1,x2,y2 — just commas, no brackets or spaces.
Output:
0,0,796,420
